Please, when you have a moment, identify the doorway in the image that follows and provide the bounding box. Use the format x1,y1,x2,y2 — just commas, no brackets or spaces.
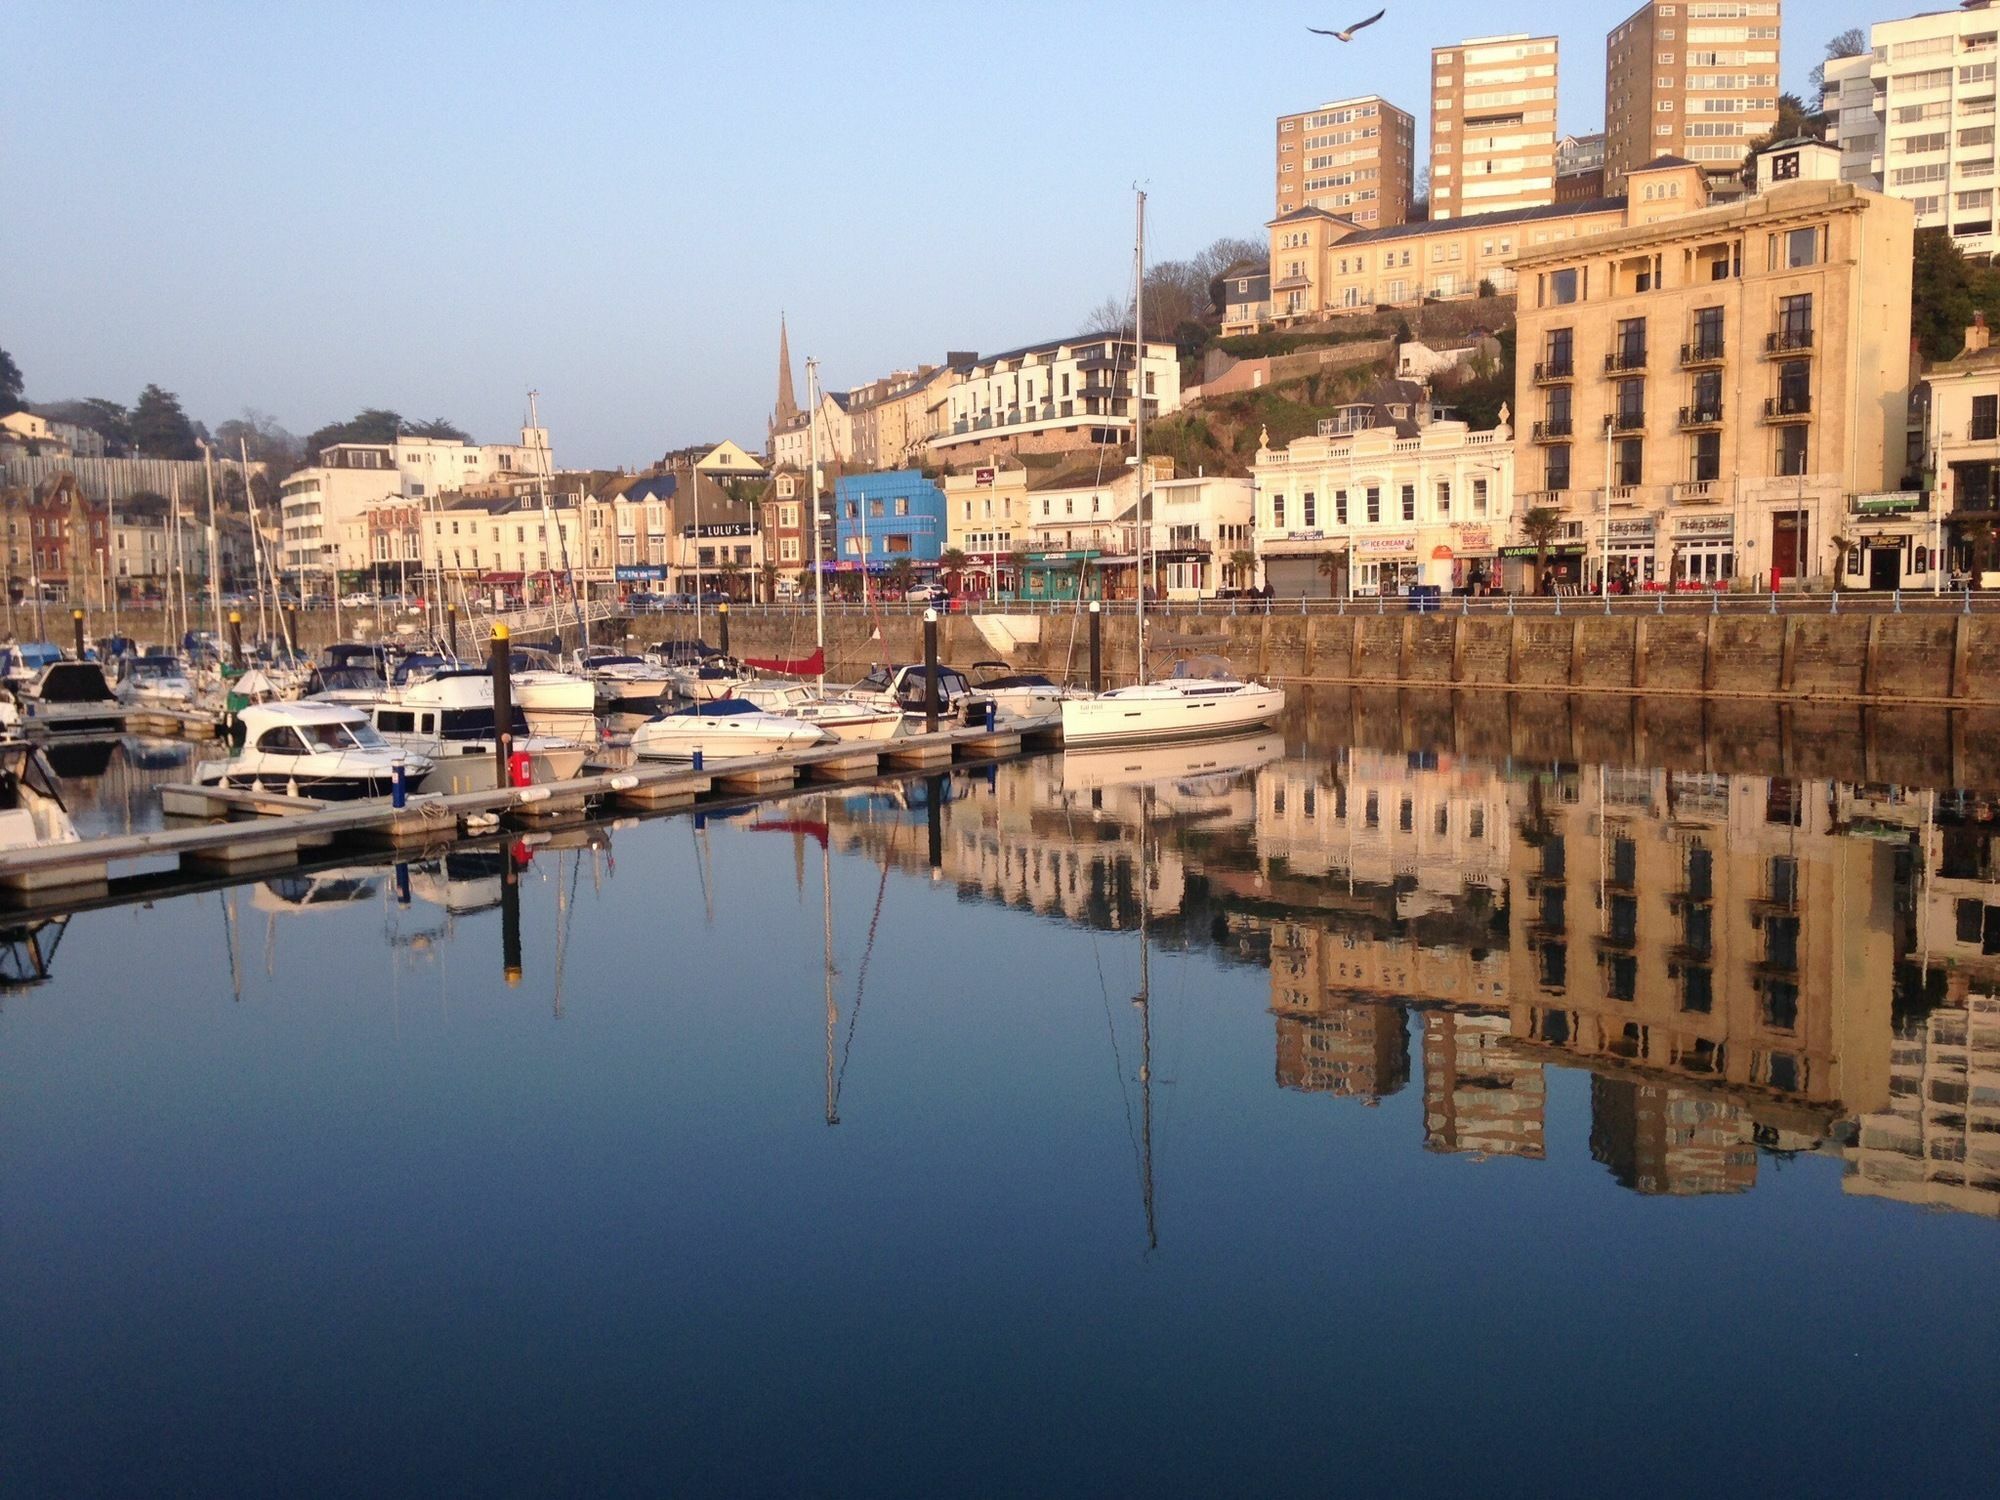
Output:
1771,515,1808,585
1867,546,1901,591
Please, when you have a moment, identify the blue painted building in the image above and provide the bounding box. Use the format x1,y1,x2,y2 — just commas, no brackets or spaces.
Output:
832,470,946,572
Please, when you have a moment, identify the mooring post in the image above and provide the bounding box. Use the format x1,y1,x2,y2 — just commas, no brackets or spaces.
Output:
71,608,85,660
923,608,940,733
1088,599,1103,692
491,623,514,794
501,855,523,988
717,600,730,656
446,603,459,658
228,610,244,669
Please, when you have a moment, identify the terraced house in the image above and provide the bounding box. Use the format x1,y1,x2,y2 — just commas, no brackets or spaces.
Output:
929,334,1181,460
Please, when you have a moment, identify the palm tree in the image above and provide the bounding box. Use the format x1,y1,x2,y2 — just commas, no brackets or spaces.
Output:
794,567,816,599
939,546,969,596
1520,506,1564,594
758,561,780,603
1229,548,1256,592
1831,532,1857,590
885,557,916,598
716,558,744,600
1315,551,1341,596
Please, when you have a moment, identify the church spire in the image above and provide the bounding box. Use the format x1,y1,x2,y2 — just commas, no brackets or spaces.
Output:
772,313,800,434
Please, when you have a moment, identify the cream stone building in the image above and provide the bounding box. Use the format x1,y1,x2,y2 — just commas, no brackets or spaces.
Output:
1274,93,1417,225
1926,315,2000,580
1430,33,1561,220
1511,142,1914,590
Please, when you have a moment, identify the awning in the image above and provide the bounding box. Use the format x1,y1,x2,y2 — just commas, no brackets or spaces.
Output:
479,571,525,583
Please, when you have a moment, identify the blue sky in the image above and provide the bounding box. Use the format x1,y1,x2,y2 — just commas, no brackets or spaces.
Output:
5,1,1875,468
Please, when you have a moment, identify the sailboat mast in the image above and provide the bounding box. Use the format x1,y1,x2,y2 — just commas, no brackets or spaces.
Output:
1133,189,1147,672
807,355,827,690
201,442,221,641
823,834,838,1126
240,438,277,654
1137,786,1157,1251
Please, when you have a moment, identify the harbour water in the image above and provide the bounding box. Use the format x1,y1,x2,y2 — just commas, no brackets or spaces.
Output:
4,710,1998,1495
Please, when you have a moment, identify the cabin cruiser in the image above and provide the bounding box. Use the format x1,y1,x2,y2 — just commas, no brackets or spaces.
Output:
845,662,992,725
1059,654,1285,747
194,702,433,800
368,672,589,794
0,739,81,851
16,660,123,735
303,643,390,706
573,646,677,714
729,681,905,742
0,642,64,690
113,653,194,708
503,647,598,737
630,698,835,760
645,640,745,702
969,661,1072,721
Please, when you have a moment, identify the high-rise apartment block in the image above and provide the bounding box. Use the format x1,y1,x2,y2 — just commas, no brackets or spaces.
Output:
1822,0,2000,260
1274,94,1415,226
1429,34,1560,220
1605,2,1783,195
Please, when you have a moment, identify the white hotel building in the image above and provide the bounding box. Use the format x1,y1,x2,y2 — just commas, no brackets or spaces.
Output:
1822,1,2000,259
930,335,1182,460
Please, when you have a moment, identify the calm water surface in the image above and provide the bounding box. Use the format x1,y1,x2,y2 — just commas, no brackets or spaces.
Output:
4,722,1998,1496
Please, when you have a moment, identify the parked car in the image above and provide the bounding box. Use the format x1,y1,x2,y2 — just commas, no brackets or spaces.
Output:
339,592,374,608
904,582,950,605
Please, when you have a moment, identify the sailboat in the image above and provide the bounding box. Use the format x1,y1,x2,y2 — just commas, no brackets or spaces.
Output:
1060,191,1284,749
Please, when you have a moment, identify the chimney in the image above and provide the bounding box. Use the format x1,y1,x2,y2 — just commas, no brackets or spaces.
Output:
1968,311,1991,356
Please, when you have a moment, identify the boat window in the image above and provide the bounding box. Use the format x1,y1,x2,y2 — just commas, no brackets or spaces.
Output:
858,668,891,692
256,727,309,755
376,710,416,733
419,714,436,734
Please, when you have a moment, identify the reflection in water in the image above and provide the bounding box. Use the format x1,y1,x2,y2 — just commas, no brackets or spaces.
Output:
821,741,2000,1218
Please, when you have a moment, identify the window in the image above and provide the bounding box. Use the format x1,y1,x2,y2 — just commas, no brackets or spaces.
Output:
1776,226,1820,269
1777,425,1808,475
1777,292,1813,348
1617,438,1644,485
1546,446,1571,491
1616,379,1646,429
1400,485,1415,522
1302,491,1317,528
1435,481,1450,518
1544,327,1575,376
1365,487,1381,523
1546,267,1580,305
1615,317,1647,368
1692,430,1721,482
1692,304,1724,358
1334,489,1349,524
1272,493,1286,528
1778,358,1812,415
1472,478,1489,517
894,497,909,517
1974,394,1999,442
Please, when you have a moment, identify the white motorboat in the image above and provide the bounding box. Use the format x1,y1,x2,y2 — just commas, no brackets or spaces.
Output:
845,662,992,726
645,640,746,702
368,671,589,794
1059,655,1285,748
630,698,836,761
731,681,906,742
113,654,194,709
195,701,434,800
969,661,1073,722
574,647,678,715
505,647,599,738
0,643,64,691
0,739,81,851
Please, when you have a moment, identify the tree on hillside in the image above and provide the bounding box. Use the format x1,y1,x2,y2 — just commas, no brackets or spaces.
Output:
213,409,305,478
1521,507,1564,593
1086,235,1278,339
1740,93,1814,178
1808,28,1868,97
305,408,408,459
34,397,133,452
0,345,24,415
130,384,200,458
404,417,472,443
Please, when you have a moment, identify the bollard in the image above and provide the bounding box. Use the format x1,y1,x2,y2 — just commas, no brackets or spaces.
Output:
284,603,300,654
927,774,945,873
717,600,730,655
394,861,411,907
228,610,244,669
985,698,997,732
1088,600,1102,693
446,604,459,658
1831,589,1840,615
391,755,408,808
71,608,85,660
490,624,513,795
691,748,704,772
922,608,940,733
1893,588,1902,614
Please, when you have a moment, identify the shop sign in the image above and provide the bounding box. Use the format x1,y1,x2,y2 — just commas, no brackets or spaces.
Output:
1500,543,1586,558
1454,527,1494,551
1431,545,1454,561
613,565,666,582
682,522,754,538
1607,517,1656,539
1358,534,1417,556
1286,530,1325,542
1855,492,1923,513
975,466,996,487
1673,515,1734,539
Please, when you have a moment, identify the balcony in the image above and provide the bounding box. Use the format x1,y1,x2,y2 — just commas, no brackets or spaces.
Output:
1606,408,1647,434
1766,328,1816,356
1675,479,1729,504
1678,405,1724,431
1601,484,1648,506
1763,394,1813,423
1604,348,1648,374
1532,418,1574,442
1680,340,1726,369
1532,358,1575,384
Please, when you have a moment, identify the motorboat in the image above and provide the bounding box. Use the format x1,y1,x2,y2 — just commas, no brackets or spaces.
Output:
731,680,906,742
0,642,64,690
368,671,589,794
1059,654,1285,748
646,639,745,702
0,738,81,851
969,661,1073,721
845,662,992,726
573,647,678,714
16,660,123,735
504,647,599,738
113,653,194,708
194,701,434,800
630,698,835,761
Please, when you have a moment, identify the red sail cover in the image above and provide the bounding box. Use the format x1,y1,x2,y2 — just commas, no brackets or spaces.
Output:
740,646,825,676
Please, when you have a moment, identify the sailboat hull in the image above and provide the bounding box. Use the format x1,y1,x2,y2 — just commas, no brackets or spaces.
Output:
1059,682,1285,747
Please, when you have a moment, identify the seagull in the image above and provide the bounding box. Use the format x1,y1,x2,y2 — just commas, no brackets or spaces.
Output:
1309,9,1385,42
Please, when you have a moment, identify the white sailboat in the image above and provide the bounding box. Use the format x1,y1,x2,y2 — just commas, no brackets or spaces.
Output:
1061,191,1284,749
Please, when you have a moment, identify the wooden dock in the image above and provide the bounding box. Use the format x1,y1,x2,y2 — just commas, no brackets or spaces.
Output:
0,715,1063,901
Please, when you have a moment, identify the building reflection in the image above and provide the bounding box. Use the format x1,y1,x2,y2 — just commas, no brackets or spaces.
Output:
819,735,2000,1218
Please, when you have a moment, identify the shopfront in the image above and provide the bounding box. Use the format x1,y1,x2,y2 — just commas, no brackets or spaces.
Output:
1600,516,1658,589
1354,534,1418,596
1019,551,1100,602
1261,535,1345,598
1499,543,1585,594
1667,514,1735,587
1849,493,1931,590
1420,526,1500,593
